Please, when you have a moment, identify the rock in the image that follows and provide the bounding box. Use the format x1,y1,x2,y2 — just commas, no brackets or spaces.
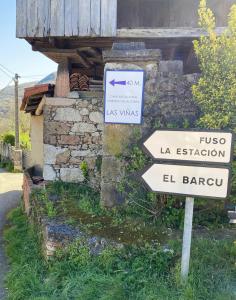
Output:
101,183,124,208
145,79,158,96
42,219,123,258
43,165,56,181
44,145,67,164
45,98,76,106
89,111,104,124
71,150,94,157
97,124,104,131
159,60,183,75
146,63,158,80
44,122,71,135
44,135,57,146
80,108,89,116
68,91,80,99
56,149,70,164
101,157,124,183
60,168,84,182
54,108,82,122
71,123,97,133
59,135,80,145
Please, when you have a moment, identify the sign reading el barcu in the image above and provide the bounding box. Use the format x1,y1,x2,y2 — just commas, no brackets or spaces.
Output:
142,130,234,199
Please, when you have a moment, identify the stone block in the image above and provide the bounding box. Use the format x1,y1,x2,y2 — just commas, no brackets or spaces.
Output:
59,135,80,145
103,124,134,156
60,168,84,183
89,112,104,124
68,91,80,99
44,122,71,136
71,150,94,157
43,165,56,181
112,42,146,51
146,63,158,80
80,108,89,116
56,149,70,164
145,78,158,96
103,49,162,63
45,98,76,106
101,157,124,182
101,183,124,208
159,61,183,74
54,108,82,122
44,135,57,145
44,145,68,164
71,123,96,133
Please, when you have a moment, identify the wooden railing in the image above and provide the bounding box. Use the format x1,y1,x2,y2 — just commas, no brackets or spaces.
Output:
16,0,117,38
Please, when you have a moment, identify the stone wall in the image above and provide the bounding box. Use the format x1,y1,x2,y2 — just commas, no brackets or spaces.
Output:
101,45,200,207
43,92,104,187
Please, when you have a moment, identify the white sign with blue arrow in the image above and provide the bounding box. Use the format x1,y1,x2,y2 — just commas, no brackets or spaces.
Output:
104,70,145,124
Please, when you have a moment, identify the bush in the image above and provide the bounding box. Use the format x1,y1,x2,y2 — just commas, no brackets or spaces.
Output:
3,133,15,146
193,0,236,130
20,132,31,150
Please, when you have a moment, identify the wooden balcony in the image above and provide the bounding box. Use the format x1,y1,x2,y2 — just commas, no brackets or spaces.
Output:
16,0,234,39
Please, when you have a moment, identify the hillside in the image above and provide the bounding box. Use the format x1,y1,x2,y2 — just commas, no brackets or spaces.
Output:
0,72,56,134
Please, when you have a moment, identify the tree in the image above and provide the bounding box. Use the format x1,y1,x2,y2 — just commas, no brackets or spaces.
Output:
193,0,236,130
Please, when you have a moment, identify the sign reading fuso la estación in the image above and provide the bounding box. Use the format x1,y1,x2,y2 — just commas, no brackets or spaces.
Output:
143,130,233,164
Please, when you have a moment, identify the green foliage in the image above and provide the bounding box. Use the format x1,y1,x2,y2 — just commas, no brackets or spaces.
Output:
2,133,15,146
0,159,14,172
193,0,236,130
31,189,57,218
0,131,31,149
80,161,89,179
20,132,31,149
4,206,236,300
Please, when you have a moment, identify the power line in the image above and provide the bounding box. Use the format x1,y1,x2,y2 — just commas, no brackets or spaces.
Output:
0,65,13,79
0,79,14,92
0,63,15,76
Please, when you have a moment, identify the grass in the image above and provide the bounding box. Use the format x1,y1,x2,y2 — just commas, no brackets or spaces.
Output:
4,205,236,300
0,160,14,172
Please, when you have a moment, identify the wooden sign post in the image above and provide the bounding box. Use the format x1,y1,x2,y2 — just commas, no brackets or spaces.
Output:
142,129,234,281
181,197,194,281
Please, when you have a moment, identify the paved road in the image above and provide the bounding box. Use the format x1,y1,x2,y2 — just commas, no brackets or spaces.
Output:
0,169,23,300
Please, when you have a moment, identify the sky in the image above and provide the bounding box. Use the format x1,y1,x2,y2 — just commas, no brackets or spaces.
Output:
0,0,57,89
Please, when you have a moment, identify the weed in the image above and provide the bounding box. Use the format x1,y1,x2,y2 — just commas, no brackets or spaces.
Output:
4,206,236,300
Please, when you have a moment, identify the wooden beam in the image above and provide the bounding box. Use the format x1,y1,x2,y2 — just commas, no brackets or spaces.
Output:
117,27,226,39
55,58,71,97
35,96,46,116
76,51,93,68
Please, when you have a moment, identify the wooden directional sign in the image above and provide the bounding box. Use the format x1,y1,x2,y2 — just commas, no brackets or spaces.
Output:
142,164,231,199
143,130,234,164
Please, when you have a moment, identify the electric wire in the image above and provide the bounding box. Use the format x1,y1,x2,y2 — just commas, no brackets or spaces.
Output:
0,79,14,96
0,65,13,79
0,63,15,76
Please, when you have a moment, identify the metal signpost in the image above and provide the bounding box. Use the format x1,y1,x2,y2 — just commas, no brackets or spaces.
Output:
104,70,145,124
142,130,234,281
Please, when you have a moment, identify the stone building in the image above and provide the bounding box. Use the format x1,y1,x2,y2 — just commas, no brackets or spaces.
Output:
17,0,233,206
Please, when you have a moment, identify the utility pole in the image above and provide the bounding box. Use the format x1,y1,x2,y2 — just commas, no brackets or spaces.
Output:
14,73,20,149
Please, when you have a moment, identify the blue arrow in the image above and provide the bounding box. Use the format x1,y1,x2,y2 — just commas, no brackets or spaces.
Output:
110,79,126,86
